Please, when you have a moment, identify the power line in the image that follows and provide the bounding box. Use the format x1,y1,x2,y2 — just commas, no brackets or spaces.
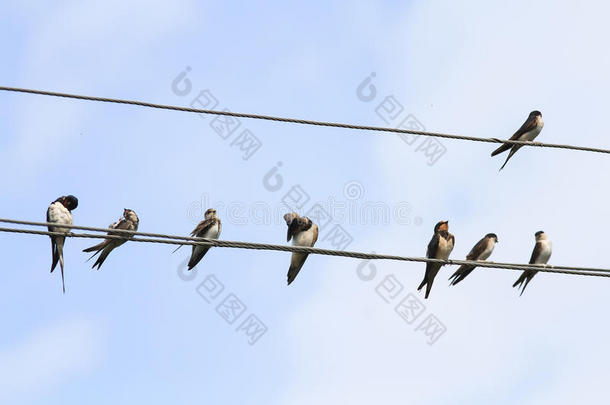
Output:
0,218,204,242
1,85,609,154
1,220,609,279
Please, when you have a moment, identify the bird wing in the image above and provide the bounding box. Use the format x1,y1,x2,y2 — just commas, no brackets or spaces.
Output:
466,236,488,260
491,114,539,156
285,215,310,242
84,216,131,254
311,225,319,246
529,241,543,264
283,212,298,226
508,114,539,141
284,212,299,241
46,206,53,231
190,218,216,237
47,206,60,270
426,233,440,258
110,217,131,232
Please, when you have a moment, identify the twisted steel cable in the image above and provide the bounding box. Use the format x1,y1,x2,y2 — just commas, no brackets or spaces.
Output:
1,86,608,153
1,220,608,279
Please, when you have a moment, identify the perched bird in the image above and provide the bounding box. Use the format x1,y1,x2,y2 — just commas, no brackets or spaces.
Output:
47,195,79,293
513,231,552,296
186,208,222,270
284,212,318,285
449,233,498,286
83,209,139,270
491,110,544,170
418,220,455,299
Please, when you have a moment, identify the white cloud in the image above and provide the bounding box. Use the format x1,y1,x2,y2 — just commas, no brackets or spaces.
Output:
3,0,200,179
277,1,610,403
0,319,105,402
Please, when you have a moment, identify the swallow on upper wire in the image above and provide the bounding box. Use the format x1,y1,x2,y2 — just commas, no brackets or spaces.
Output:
185,208,222,270
47,195,79,293
82,208,139,270
513,230,552,296
418,220,455,299
491,110,544,170
449,233,498,286
284,212,318,285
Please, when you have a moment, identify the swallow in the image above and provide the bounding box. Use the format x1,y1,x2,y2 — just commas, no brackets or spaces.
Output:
184,208,222,270
47,195,79,293
513,231,552,296
449,233,498,286
284,212,318,285
83,209,139,270
418,220,455,299
491,110,543,170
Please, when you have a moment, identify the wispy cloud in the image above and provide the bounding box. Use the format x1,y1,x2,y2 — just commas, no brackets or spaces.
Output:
0,319,105,402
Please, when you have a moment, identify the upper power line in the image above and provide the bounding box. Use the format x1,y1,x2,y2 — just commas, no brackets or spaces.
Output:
0,86,609,154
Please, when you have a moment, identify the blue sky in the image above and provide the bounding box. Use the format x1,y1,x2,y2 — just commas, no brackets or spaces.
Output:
1,1,609,404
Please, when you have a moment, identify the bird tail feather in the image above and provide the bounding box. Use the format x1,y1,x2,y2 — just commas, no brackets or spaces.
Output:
56,237,66,293
287,253,308,285
50,238,59,272
491,143,510,156
187,246,210,270
512,273,526,288
92,246,113,270
449,265,474,286
83,240,106,253
424,278,434,299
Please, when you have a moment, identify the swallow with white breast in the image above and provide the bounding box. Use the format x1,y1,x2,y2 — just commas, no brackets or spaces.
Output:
513,230,552,296
284,212,318,285
186,208,222,270
83,209,139,270
491,110,544,170
418,220,455,299
449,233,498,286
47,195,79,293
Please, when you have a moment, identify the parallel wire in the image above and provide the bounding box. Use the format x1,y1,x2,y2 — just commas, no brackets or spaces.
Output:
0,218,203,242
1,220,609,279
1,86,609,154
